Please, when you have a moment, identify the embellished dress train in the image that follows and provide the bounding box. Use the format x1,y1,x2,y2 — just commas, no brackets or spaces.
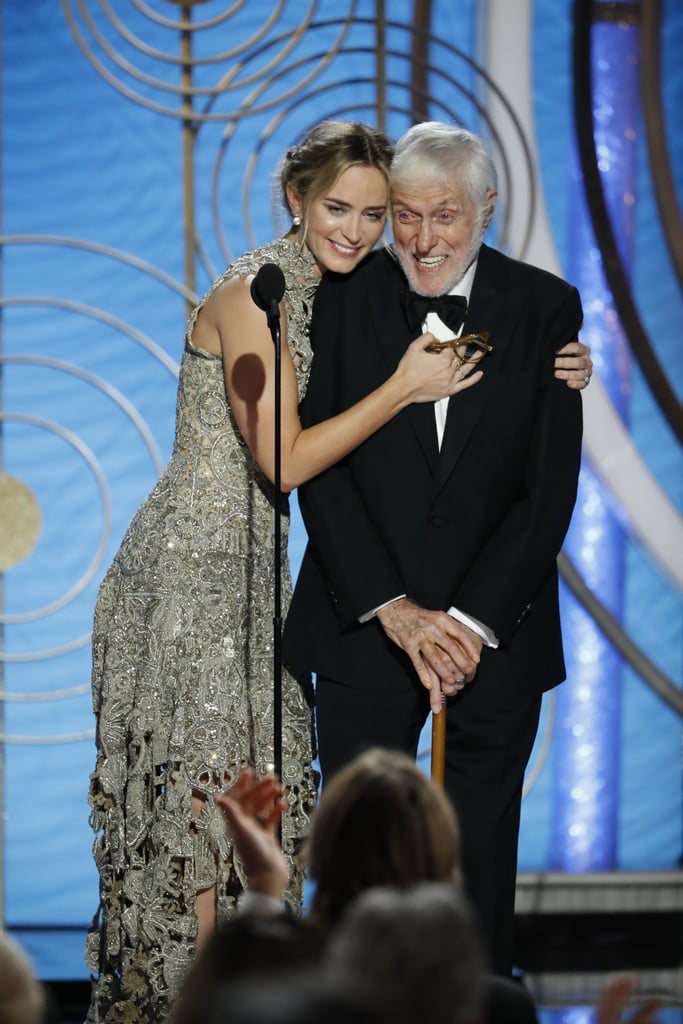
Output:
85,239,320,1023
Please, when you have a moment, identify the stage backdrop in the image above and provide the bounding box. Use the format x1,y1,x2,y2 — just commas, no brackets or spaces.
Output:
1,0,681,979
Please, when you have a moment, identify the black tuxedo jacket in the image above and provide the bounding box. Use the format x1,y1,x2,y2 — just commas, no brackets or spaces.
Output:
283,245,583,706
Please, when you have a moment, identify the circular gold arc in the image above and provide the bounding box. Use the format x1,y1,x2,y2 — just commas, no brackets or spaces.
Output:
0,729,96,745
131,0,247,31
67,0,322,94
61,3,357,119
213,55,530,259
91,0,287,67
0,233,198,305
2,354,166,477
0,296,180,378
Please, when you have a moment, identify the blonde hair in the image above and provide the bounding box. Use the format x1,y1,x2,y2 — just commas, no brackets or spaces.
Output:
307,749,461,930
279,121,393,229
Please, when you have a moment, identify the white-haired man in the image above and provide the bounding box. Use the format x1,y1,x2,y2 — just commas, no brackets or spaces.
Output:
284,122,584,976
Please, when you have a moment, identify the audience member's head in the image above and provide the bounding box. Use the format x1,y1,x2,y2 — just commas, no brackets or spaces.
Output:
307,748,461,929
197,968,383,1024
173,913,322,1024
326,882,486,1024
0,932,45,1024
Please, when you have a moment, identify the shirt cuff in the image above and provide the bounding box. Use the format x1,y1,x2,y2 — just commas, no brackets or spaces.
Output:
238,890,286,916
447,606,499,649
358,594,407,624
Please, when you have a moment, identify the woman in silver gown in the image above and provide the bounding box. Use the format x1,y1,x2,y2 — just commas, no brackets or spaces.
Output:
85,120,591,1022
84,121,488,1023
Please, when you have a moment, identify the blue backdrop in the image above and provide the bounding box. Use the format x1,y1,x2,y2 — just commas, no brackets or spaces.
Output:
1,0,681,980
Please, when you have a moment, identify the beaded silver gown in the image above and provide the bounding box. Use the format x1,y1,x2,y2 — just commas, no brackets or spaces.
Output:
85,239,320,1023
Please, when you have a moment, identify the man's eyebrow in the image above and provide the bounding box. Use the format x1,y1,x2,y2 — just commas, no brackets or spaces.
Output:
391,200,459,210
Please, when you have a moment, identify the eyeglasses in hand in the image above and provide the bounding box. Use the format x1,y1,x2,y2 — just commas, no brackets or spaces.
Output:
425,331,493,363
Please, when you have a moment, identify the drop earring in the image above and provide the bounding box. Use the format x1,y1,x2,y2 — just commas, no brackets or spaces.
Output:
292,215,302,227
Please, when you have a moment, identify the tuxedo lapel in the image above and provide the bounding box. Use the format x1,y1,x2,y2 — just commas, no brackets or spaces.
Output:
367,254,440,475
437,247,525,486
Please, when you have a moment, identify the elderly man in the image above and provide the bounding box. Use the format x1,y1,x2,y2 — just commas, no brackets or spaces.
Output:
284,122,584,976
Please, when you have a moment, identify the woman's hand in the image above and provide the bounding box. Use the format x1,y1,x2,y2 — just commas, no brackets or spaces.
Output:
214,767,290,899
394,334,484,404
555,339,593,389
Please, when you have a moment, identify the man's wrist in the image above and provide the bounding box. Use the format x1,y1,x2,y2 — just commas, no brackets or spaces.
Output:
359,594,407,624
447,606,499,648
238,890,286,916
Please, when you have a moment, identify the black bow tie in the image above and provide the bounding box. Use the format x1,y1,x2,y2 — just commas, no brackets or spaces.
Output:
403,291,468,334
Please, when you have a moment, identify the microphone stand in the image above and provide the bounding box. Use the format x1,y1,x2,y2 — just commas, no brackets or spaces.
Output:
251,262,286,792
265,298,283,784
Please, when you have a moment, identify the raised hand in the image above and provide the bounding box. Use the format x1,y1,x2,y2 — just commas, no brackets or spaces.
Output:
598,974,661,1024
214,767,290,899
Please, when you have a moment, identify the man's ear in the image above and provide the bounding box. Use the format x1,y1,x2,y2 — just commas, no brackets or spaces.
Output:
483,190,497,230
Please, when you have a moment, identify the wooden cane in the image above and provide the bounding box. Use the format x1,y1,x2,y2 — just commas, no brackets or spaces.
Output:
430,699,447,786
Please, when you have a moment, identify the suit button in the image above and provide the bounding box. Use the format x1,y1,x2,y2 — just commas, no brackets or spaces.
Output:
515,603,532,626
430,516,447,527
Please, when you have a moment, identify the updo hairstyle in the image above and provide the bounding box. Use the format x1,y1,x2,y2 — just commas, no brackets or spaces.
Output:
280,120,394,227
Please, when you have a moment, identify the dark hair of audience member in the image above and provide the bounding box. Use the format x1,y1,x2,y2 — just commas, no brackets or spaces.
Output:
171,914,322,1024
198,968,383,1024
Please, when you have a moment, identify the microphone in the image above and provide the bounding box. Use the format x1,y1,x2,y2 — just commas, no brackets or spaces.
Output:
250,263,286,324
